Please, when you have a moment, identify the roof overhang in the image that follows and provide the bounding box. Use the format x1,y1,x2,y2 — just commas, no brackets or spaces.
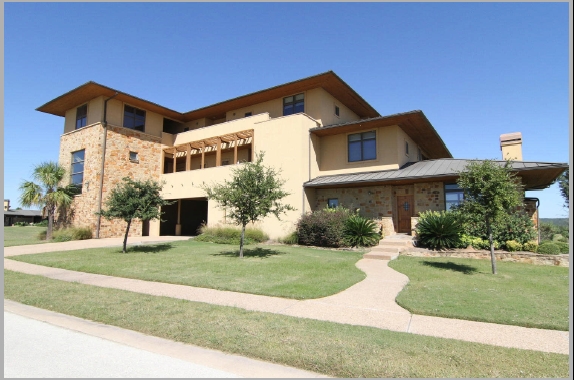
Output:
181,71,380,121
36,82,184,122
304,160,567,191
310,110,452,159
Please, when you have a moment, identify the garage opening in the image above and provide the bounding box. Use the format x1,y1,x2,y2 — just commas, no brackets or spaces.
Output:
160,198,208,236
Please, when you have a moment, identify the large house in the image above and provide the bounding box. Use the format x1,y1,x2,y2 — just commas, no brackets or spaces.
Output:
36,71,567,239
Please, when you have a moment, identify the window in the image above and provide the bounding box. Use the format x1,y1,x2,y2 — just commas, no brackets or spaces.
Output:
71,150,85,192
283,93,304,116
76,104,87,129
335,105,340,117
417,148,422,161
348,131,376,162
129,151,139,162
244,112,252,117
123,105,146,131
328,198,339,208
445,183,464,210
405,141,409,156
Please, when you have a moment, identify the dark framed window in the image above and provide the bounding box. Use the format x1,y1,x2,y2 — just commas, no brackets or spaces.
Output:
244,112,252,117
335,105,340,117
445,183,464,210
283,93,304,116
328,198,339,208
405,141,409,156
129,151,139,162
76,104,87,129
71,150,85,192
123,105,146,131
417,148,422,161
348,131,376,162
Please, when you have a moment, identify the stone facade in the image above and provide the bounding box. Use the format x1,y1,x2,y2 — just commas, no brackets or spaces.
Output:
414,182,445,213
315,185,394,218
59,124,162,238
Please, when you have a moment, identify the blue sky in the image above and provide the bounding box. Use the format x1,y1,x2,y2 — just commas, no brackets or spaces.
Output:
3,2,571,217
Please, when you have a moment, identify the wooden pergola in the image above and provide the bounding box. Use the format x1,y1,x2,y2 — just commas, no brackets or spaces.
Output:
163,129,254,173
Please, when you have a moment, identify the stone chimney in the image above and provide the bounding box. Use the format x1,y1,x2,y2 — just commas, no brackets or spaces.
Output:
500,132,523,161
4,199,10,211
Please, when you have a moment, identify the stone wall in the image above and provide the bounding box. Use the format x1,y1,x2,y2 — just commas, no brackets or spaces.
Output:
58,124,163,238
315,185,393,218
414,182,444,213
401,248,569,267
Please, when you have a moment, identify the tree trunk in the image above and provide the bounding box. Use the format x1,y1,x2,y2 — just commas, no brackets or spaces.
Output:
123,219,131,253
239,224,246,258
46,206,54,240
487,222,497,275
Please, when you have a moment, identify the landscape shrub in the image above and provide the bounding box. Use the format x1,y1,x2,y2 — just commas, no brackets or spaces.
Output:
296,207,352,248
555,241,570,254
33,220,48,227
537,242,561,255
415,210,462,249
522,241,538,253
195,225,269,245
13,222,30,227
505,240,522,252
50,227,93,242
279,231,298,245
37,230,47,241
343,215,380,247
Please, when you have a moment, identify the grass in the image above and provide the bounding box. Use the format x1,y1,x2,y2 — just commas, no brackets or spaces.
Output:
9,240,366,299
389,256,569,330
3,226,48,247
4,270,568,378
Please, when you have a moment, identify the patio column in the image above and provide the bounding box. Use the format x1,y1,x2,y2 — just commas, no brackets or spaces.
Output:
185,144,191,171
201,141,205,169
233,134,238,164
172,150,177,173
175,199,181,236
216,137,222,167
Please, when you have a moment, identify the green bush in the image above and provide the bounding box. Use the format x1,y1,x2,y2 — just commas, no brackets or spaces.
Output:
555,241,569,254
195,225,269,245
415,211,462,249
505,240,522,252
51,227,93,242
343,215,380,247
33,220,48,227
52,229,73,242
537,242,561,255
522,241,538,253
459,235,500,250
13,222,30,227
71,227,93,240
37,230,47,241
453,209,536,245
296,208,352,248
279,231,298,245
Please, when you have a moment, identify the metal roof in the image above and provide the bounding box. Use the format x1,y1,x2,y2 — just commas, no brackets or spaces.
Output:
4,210,43,217
304,159,568,190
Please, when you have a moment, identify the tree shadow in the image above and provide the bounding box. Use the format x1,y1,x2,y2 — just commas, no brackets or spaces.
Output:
125,243,174,254
213,247,285,258
421,260,478,274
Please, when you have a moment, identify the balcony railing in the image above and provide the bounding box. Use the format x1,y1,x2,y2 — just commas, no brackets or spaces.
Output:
163,129,253,174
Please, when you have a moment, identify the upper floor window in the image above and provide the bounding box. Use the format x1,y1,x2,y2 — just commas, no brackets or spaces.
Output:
244,112,252,117
283,93,304,116
445,183,464,210
71,150,85,192
417,148,422,161
405,141,409,156
123,105,146,131
348,131,376,162
335,105,340,117
76,104,87,129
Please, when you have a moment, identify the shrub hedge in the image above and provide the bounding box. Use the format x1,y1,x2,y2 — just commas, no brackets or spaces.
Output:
195,225,269,245
296,207,352,248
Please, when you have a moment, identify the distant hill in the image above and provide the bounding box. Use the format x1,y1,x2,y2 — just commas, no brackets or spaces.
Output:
540,218,570,227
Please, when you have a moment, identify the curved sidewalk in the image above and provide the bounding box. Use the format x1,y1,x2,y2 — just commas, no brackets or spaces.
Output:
3,238,570,355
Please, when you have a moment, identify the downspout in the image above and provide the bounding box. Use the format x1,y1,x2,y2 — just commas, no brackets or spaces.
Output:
95,92,119,238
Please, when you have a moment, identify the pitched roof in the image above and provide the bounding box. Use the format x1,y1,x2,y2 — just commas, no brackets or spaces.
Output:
311,110,452,159
304,159,568,191
4,209,43,217
36,71,380,122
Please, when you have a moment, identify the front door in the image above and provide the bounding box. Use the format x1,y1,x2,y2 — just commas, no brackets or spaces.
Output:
397,195,414,233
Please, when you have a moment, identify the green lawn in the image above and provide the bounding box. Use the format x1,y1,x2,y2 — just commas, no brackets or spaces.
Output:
4,270,568,378
3,226,47,247
9,240,366,299
389,256,569,330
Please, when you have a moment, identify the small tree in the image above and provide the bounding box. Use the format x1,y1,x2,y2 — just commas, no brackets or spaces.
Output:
456,160,523,274
555,169,569,209
202,152,294,258
97,177,172,253
19,161,78,240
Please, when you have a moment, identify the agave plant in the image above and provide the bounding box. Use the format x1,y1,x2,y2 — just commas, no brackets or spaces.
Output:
343,215,380,247
415,210,462,249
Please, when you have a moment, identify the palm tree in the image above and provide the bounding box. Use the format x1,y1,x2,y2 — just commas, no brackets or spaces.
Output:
19,162,77,240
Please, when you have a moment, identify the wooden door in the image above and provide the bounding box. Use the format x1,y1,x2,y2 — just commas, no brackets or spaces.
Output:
397,195,414,233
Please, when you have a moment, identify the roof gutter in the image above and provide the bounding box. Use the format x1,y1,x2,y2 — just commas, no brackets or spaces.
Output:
95,92,119,239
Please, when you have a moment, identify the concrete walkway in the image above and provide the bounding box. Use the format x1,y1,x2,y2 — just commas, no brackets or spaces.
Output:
4,237,570,355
